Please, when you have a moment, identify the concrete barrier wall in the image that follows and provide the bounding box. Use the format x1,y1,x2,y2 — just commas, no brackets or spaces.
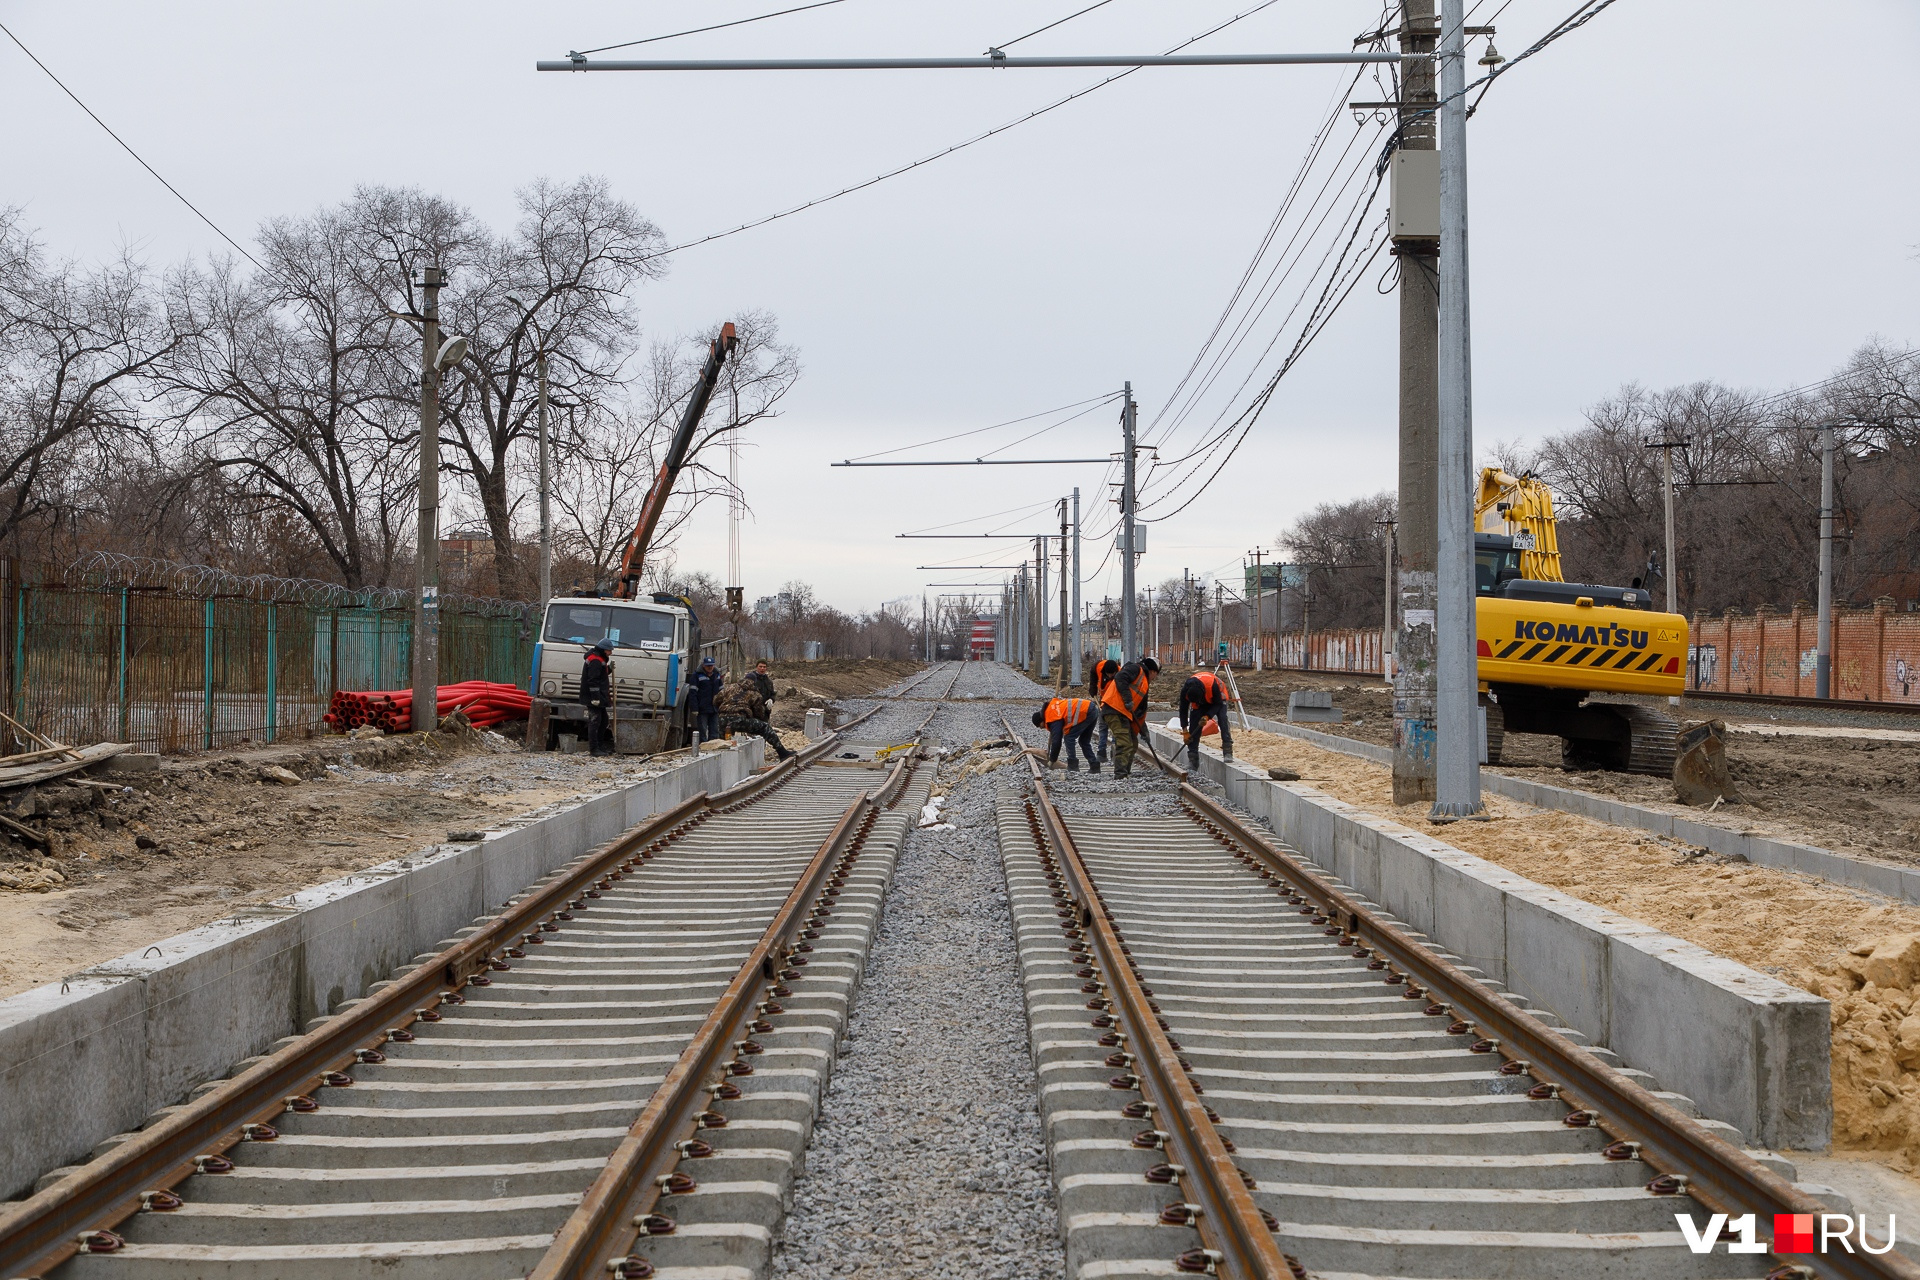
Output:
1237,710,1920,905
0,742,762,1202
1153,725,1831,1150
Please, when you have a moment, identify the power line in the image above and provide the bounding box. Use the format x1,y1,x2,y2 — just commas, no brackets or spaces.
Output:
992,0,1118,52
649,0,1287,258
573,0,852,58
843,391,1117,462
0,20,266,273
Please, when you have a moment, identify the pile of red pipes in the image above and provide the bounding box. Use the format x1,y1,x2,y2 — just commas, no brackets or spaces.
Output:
324,681,532,735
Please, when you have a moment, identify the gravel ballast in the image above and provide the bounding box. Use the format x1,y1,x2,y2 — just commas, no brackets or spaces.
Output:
772,662,1066,1280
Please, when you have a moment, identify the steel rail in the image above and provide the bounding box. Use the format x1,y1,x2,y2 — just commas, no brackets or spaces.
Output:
0,719,878,1280
1173,781,1920,1280
1007,717,1289,1280
538,736,927,1279
1683,687,1920,718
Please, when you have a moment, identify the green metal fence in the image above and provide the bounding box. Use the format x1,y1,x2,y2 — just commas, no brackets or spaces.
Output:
1,557,536,754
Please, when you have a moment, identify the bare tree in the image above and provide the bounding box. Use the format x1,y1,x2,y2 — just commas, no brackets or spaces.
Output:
0,212,178,551
548,312,799,593
1278,490,1396,630
160,204,419,588
413,178,667,597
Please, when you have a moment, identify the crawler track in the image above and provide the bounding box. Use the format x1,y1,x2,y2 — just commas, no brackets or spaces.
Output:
0,709,938,1280
1000,718,1914,1280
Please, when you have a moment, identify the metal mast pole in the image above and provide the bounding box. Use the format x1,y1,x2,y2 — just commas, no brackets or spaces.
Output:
1817,422,1836,699
1392,0,1441,804
411,266,444,735
1070,487,1083,686
1037,536,1050,680
536,351,552,610
1431,0,1483,820
1058,500,1070,690
1120,383,1139,659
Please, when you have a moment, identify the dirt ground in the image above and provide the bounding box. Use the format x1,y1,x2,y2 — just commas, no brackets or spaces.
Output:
1197,667,1920,863
0,659,920,1001
762,658,924,730
1227,724,1920,1173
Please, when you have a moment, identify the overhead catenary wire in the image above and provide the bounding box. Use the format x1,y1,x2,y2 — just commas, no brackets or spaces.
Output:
1128,0,1632,528
0,20,267,274
843,391,1118,463
572,0,852,57
645,0,1289,259
991,0,1118,52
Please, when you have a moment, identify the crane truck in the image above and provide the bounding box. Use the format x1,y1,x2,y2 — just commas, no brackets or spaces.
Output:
526,323,739,754
1473,467,1689,774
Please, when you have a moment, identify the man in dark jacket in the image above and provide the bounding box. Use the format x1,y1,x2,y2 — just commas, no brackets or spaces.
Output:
1097,656,1158,778
751,660,778,710
1088,656,1119,763
1177,667,1234,769
690,656,724,744
718,676,794,761
578,642,613,756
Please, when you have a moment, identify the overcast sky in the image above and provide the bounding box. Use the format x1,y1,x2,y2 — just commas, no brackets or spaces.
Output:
4,2,1914,614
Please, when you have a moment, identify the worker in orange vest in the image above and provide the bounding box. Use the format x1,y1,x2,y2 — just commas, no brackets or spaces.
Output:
1177,668,1235,769
1088,656,1119,764
1097,656,1159,778
1032,696,1099,772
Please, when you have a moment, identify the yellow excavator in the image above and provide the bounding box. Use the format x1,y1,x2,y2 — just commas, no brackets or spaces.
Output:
1473,468,1689,774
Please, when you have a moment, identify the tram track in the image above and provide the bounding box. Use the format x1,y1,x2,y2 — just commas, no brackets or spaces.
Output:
0,705,939,1280
998,715,1917,1280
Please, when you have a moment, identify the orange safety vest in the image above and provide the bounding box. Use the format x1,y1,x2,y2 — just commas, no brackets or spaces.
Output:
1090,658,1117,692
1044,697,1094,729
1100,668,1149,722
1191,671,1221,703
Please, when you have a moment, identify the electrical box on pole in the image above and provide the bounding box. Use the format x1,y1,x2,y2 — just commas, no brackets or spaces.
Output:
1390,151,1441,239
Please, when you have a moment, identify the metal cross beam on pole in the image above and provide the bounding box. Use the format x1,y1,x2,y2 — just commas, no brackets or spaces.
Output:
540,53,1401,72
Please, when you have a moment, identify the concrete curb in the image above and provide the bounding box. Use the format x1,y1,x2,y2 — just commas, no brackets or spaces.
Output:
1235,710,1920,903
0,742,765,1202
1151,725,1831,1151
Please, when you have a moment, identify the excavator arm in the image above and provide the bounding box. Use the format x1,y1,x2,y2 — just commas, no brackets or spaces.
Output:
1475,467,1564,582
615,322,738,599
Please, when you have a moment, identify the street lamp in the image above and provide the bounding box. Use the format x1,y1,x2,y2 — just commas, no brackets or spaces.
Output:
505,293,553,612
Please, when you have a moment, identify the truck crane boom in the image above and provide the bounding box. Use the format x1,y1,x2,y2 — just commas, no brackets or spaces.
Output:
615,321,738,599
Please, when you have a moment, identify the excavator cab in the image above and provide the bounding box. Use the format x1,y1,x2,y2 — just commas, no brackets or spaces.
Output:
1474,534,1524,596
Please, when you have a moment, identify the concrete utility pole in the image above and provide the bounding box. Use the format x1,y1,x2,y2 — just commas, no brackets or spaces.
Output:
1070,488,1083,685
1248,549,1266,670
1391,0,1441,804
536,352,552,610
1120,384,1139,659
1817,422,1837,699
411,266,446,736
1431,0,1484,821
1644,432,1687,704
1214,582,1224,662
1036,537,1050,680
1175,571,1190,671
1377,518,1398,676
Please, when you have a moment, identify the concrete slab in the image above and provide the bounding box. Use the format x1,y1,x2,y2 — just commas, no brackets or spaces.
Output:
1172,743,1833,1150
0,741,762,1202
